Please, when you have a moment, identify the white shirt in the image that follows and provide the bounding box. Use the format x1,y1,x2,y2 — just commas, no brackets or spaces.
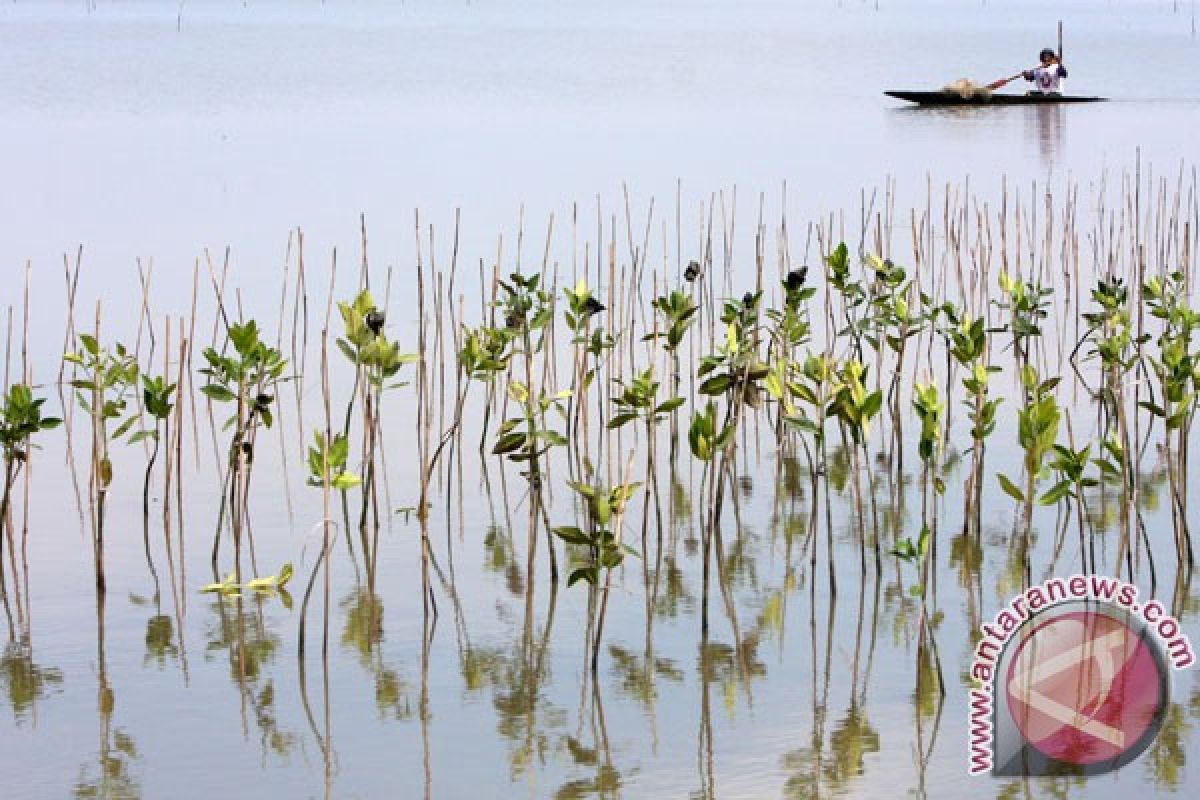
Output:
1028,64,1068,93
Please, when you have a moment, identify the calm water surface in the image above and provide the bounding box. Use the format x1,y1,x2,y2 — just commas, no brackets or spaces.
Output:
1,1,1199,798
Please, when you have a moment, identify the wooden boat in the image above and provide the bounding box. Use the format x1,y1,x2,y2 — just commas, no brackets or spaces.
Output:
885,90,1106,106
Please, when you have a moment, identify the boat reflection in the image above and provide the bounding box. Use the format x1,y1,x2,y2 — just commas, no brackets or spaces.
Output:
1027,104,1065,168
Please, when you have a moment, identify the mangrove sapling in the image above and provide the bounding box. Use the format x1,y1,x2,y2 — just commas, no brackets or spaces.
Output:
491,271,566,583
553,479,641,673
1142,271,1198,567
0,384,60,627
1043,441,1101,574
863,255,922,418
133,374,177,598
63,334,140,596
826,243,870,362
459,324,515,457
607,367,683,617
996,367,1063,582
563,280,614,477
995,270,1054,394
909,381,945,598
1075,275,1145,571
298,429,361,657
696,291,769,573
492,379,571,581
945,314,1001,540
687,401,733,634
335,289,416,578
764,267,815,439
646,289,699,463
199,320,287,581
781,353,838,585
827,359,884,575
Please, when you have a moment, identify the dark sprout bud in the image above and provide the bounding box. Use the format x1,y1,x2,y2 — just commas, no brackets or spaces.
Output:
240,441,253,457
365,309,386,334
783,266,808,291
255,393,273,408
582,296,606,316
505,312,522,330
883,258,894,269
684,261,701,282
743,292,756,308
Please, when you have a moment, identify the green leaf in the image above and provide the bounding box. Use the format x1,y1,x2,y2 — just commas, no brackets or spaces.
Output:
607,412,639,429
492,432,526,455
654,397,686,414
568,567,597,587
1038,481,1072,506
200,384,236,403
332,472,361,491
996,473,1025,503
699,374,734,395
552,526,591,546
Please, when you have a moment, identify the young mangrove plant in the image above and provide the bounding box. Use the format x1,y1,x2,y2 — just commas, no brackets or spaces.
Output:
1076,275,1144,572
995,270,1053,387
996,366,1062,580
782,353,838,585
1142,271,1198,567
490,271,567,583
134,374,177,596
553,479,640,673
650,289,699,389
0,384,60,625
299,429,361,657
64,335,140,596
863,255,922,417
199,320,287,580
826,243,869,360
563,280,614,475
608,367,683,606
1043,441,1100,573
827,358,884,573
910,381,945,591
945,313,1001,539
335,289,415,570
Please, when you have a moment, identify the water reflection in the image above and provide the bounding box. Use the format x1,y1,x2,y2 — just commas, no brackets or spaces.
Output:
203,597,295,758
1026,105,1065,168
340,588,414,720
75,597,140,799
0,637,63,723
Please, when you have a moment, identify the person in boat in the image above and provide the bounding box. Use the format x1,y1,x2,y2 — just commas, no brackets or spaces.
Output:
1023,48,1067,95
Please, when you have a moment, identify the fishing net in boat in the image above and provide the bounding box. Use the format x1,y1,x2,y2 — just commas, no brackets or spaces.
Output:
941,78,993,99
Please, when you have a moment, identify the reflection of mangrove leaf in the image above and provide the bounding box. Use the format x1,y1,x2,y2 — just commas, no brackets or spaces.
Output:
653,557,691,619
204,602,281,683
1146,702,1190,789
375,667,414,720
607,645,683,706
0,641,63,722
251,680,296,757
826,704,879,787
143,615,177,668
340,588,384,663
553,764,621,800
913,640,941,721
73,729,140,799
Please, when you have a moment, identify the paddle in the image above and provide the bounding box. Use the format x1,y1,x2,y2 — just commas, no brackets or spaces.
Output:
986,72,1026,91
